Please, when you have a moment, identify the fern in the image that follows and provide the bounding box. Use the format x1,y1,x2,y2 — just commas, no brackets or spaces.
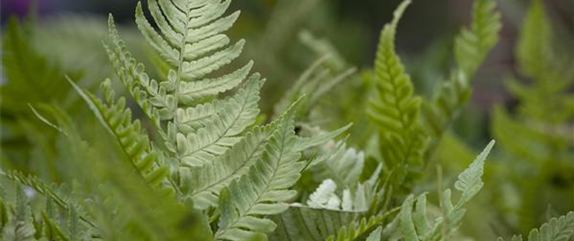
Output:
422,0,500,141
215,113,304,240
69,79,168,187
308,141,365,188
396,140,495,241
497,212,574,241
1,184,36,241
366,0,427,196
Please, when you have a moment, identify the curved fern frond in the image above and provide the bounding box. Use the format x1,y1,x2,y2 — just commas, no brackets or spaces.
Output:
69,79,168,187
366,0,427,194
368,0,419,133
215,114,304,240
497,211,574,241
398,141,495,240
106,16,170,124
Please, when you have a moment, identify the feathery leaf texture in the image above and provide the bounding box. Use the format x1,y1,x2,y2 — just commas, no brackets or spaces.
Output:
309,141,365,188
516,0,552,79
398,141,495,241
215,114,305,240
70,79,168,187
497,211,574,241
422,0,500,139
454,0,501,76
176,75,262,166
366,0,427,193
269,205,360,241
181,104,299,209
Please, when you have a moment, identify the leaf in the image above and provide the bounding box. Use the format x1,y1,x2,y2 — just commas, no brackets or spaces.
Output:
498,211,574,241
365,226,382,241
397,141,495,240
366,0,428,195
215,113,304,240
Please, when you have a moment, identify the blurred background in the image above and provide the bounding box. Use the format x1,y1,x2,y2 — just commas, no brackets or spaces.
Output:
2,0,573,121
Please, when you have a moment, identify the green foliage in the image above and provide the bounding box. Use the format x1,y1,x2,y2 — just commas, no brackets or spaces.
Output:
422,0,500,141
366,0,427,196
366,0,500,204
498,212,574,241
397,141,494,241
1,0,571,240
489,0,574,234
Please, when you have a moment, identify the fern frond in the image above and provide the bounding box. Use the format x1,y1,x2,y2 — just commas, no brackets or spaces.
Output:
274,55,356,118
176,75,262,166
41,211,72,241
497,211,574,241
215,114,303,240
454,0,501,76
366,0,428,194
1,184,36,241
422,0,500,139
135,0,247,100
106,16,167,124
70,79,168,187
397,141,495,240
368,0,419,133
269,205,360,241
180,127,270,209
1,171,95,229
309,141,365,188
326,213,387,241
516,0,552,79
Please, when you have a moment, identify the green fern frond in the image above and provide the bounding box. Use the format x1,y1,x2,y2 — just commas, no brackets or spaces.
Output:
454,0,501,76
368,0,420,133
41,211,71,241
327,213,387,241
215,113,304,240
69,79,168,187
1,184,36,241
106,16,166,125
176,75,262,166
298,30,348,71
309,141,365,188
422,0,500,139
497,211,574,241
274,55,356,118
180,100,299,209
516,0,552,80
269,205,360,241
398,140,495,240
135,0,247,99
1,171,95,229
366,0,428,194
181,126,270,209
